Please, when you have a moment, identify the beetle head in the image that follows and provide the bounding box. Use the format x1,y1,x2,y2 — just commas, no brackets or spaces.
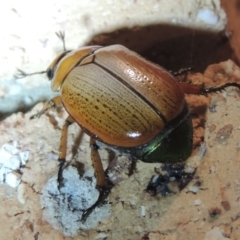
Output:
47,46,102,92
46,50,71,90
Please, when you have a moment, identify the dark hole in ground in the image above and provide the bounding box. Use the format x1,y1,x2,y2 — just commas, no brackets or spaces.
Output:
87,24,232,72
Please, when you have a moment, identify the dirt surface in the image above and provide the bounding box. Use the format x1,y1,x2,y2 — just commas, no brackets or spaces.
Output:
1,1,240,240
1,60,240,240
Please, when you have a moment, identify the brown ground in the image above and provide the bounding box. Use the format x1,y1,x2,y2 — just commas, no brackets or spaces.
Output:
1,1,240,239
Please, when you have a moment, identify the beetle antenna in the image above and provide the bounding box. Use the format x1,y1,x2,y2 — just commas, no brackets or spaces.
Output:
56,31,66,51
14,68,46,79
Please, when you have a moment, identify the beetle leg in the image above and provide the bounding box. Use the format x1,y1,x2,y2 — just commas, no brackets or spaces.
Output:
128,158,137,176
57,115,75,189
90,138,110,188
202,82,240,95
30,96,62,119
81,138,112,222
179,82,203,95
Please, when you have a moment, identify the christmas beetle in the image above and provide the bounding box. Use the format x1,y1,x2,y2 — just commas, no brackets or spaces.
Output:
17,33,240,221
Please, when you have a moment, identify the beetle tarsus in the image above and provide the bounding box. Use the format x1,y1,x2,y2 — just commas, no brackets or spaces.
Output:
81,184,112,223
202,82,240,95
57,159,66,190
30,111,44,120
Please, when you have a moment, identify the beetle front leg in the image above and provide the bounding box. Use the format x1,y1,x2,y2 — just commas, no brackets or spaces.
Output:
30,96,62,119
81,138,112,222
57,115,75,189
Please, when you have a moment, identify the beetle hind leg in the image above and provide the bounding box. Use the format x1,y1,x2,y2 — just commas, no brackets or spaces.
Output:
202,82,240,95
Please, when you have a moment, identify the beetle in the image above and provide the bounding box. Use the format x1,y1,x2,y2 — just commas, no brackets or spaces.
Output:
17,35,240,220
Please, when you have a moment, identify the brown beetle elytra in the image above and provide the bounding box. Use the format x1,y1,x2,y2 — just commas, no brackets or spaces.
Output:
54,45,186,147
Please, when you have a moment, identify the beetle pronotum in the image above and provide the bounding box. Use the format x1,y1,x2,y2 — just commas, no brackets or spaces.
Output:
17,35,240,220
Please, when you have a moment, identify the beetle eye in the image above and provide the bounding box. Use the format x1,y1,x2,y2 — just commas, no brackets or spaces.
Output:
46,68,54,80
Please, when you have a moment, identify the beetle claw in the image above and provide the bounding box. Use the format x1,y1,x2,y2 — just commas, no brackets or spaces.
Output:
14,68,28,79
30,111,44,120
81,184,112,222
